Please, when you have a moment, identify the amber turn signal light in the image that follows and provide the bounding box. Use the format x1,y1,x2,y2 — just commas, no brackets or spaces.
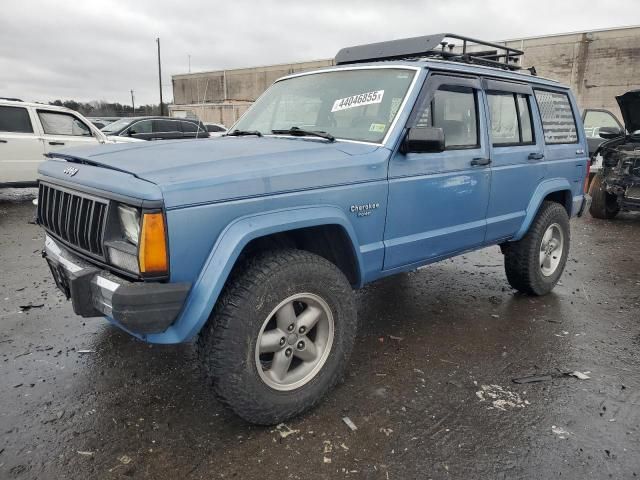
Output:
139,212,168,274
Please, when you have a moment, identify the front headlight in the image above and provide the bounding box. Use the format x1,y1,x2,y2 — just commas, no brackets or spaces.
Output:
108,205,168,277
118,204,140,245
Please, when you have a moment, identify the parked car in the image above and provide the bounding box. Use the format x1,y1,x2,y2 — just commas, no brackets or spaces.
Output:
101,116,209,140
204,123,227,137
89,119,108,129
0,99,140,186
37,34,590,424
588,90,640,218
88,117,119,130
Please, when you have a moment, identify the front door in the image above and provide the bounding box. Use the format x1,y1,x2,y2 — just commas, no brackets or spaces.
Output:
384,74,491,270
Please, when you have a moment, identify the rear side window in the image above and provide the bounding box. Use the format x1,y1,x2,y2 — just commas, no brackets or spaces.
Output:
181,121,197,132
153,120,178,133
181,121,205,133
417,85,479,149
534,90,578,144
0,106,33,133
207,124,226,133
517,95,533,143
487,92,534,145
38,111,92,136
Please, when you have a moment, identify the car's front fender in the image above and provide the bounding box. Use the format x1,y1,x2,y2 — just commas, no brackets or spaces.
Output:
145,205,363,344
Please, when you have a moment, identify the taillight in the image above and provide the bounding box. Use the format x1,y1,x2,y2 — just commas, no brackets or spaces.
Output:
584,160,591,193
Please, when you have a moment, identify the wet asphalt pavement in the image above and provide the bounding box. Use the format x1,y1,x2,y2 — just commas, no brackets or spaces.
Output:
1,188,639,479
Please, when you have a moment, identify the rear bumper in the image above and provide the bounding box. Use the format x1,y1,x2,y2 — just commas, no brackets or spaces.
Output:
43,235,191,335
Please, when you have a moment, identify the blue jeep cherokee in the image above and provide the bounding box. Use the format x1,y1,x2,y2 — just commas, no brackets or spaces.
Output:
38,34,590,424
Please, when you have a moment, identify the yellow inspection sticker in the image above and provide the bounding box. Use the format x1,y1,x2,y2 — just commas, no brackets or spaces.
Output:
369,123,386,133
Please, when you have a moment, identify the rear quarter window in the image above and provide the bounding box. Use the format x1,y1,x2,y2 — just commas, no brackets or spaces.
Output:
534,90,578,144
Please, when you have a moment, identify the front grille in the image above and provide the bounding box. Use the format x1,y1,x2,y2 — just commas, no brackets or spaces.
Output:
38,183,109,257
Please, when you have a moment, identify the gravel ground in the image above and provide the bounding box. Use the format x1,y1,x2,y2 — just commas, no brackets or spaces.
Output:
1,189,639,479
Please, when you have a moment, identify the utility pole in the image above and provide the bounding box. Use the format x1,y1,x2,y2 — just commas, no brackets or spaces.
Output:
130,89,135,115
188,54,191,73
156,37,164,116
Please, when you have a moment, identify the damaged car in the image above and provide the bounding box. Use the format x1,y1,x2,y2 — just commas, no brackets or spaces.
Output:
589,90,640,219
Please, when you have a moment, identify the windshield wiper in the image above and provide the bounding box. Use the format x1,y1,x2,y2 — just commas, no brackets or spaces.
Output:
272,127,335,142
225,129,263,137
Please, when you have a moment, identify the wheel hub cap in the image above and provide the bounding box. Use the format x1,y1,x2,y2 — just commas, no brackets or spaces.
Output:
539,223,564,277
255,293,335,391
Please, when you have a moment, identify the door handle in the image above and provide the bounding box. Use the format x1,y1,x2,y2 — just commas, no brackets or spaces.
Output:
528,152,544,161
0,139,7,143
49,141,65,146
470,157,491,166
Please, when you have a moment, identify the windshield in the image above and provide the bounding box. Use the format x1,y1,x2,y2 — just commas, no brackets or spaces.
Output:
232,68,416,143
101,118,134,134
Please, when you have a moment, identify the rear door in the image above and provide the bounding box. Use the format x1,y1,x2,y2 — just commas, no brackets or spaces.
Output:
385,73,491,270
38,110,100,153
0,105,45,183
483,79,546,242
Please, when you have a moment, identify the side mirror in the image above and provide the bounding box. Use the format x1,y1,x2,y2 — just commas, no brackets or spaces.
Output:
599,127,623,139
401,127,445,154
127,128,137,136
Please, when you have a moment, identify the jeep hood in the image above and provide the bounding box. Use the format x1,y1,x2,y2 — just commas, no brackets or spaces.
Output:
43,136,386,207
616,90,640,133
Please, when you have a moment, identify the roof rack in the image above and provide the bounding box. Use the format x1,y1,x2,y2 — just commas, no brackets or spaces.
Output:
0,97,23,102
335,33,525,72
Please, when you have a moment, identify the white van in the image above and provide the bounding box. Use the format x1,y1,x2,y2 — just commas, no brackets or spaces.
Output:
0,99,141,186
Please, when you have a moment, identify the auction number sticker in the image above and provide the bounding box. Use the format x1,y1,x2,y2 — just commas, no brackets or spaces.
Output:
331,90,384,113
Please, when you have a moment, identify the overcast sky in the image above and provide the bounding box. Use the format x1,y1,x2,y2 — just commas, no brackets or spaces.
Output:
1,0,638,106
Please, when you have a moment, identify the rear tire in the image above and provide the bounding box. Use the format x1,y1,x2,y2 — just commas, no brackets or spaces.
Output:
503,201,570,296
197,249,357,425
589,174,620,219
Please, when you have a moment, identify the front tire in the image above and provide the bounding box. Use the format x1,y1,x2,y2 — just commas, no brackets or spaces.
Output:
197,249,357,425
503,201,570,296
589,174,620,219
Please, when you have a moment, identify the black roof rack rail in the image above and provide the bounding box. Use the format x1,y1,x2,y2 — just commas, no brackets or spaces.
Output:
0,97,24,102
335,33,525,72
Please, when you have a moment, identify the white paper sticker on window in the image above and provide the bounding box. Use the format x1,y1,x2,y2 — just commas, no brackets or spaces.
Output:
331,90,384,113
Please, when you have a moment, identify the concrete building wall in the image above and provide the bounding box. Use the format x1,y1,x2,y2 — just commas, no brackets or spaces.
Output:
504,26,640,119
170,59,334,125
170,26,640,127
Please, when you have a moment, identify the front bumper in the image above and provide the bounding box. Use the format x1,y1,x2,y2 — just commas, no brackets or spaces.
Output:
43,235,191,335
